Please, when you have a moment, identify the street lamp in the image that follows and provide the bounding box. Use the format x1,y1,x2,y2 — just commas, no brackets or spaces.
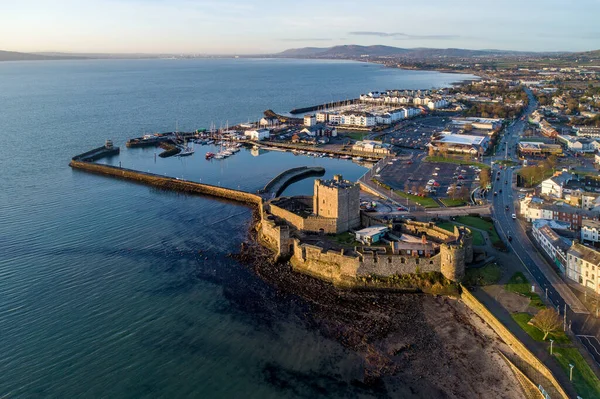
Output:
569,363,574,381
549,339,554,355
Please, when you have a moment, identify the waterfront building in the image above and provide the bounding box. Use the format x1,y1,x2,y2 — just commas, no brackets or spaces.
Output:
340,112,375,127
245,128,270,141
304,115,317,127
260,117,279,128
299,124,337,137
567,243,600,293
352,140,392,155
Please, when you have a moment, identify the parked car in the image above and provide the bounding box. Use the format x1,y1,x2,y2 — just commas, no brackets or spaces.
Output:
511,214,516,220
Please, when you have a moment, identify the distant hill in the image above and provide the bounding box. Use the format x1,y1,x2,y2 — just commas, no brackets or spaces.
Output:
0,50,86,61
275,45,568,59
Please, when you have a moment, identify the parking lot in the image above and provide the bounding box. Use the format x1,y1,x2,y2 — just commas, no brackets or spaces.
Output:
387,116,449,149
379,156,482,201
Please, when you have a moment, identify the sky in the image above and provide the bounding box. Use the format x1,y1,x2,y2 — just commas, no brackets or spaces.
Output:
1,0,599,54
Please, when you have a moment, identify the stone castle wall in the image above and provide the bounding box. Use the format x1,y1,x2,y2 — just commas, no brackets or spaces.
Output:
356,251,441,276
291,240,360,285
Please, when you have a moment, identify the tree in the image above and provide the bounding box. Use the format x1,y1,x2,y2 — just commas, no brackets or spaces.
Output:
530,308,562,340
479,169,491,188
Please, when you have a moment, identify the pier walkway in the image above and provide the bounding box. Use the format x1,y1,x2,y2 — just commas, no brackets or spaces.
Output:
70,157,262,207
259,166,325,199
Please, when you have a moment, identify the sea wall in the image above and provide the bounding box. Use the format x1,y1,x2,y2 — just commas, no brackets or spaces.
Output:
460,286,569,399
69,160,263,206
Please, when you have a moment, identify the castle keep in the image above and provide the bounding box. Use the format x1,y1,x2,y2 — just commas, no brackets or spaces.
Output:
259,175,473,287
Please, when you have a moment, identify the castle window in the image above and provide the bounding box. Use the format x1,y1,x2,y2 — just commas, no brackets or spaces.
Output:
388,258,392,264
401,258,405,264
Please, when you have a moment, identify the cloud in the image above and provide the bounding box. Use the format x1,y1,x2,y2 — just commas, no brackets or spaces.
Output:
279,38,332,42
349,31,459,40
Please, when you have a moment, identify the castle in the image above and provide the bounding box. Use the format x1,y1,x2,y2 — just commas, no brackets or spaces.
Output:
259,175,473,287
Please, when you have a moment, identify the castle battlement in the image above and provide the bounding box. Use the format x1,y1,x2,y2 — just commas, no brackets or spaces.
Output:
258,175,472,287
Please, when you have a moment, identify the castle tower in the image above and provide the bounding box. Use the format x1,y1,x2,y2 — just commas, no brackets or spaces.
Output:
440,243,465,282
313,175,360,233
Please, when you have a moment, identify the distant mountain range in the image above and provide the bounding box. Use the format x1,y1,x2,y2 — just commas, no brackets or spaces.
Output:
0,50,87,61
2,45,599,62
275,45,567,59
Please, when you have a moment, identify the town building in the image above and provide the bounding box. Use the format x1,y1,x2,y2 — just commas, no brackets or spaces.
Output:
532,219,571,274
517,142,563,156
541,172,574,198
575,126,600,138
567,243,600,293
519,196,599,229
539,120,559,138
428,132,490,156
557,135,600,153
581,220,600,244
450,117,503,131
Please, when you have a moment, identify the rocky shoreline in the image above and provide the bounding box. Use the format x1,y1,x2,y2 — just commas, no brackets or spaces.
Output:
231,214,523,397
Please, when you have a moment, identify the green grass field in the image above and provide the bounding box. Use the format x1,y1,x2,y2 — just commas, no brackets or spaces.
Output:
464,263,502,286
440,198,467,207
393,190,440,208
511,312,570,343
553,347,600,398
454,216,501,245
505,272,545,309
436,221,484,245
511,310,600,397
344,132,368,141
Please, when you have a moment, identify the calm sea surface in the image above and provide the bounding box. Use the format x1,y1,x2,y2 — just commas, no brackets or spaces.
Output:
0,58,476,398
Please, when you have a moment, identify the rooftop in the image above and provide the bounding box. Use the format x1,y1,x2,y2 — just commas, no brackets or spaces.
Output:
569,243,600,265
433,133,487,146
582,219,600,230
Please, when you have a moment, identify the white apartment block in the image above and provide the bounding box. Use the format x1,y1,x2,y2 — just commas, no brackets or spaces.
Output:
581,220,600,244
567,243,600,293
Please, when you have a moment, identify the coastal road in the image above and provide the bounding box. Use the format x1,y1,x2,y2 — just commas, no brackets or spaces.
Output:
488,90,600,366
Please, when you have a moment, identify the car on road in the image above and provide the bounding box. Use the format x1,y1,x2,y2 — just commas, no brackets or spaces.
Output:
511,214,516,220
505,181,508,184
508,235,512,242
505,205,509,211
494,191,498,196
499,189,502,193
496,177,500,181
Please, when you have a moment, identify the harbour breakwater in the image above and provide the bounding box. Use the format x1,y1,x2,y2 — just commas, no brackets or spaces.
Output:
69,160,263,206
289,98,360,115
260,166,325,199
